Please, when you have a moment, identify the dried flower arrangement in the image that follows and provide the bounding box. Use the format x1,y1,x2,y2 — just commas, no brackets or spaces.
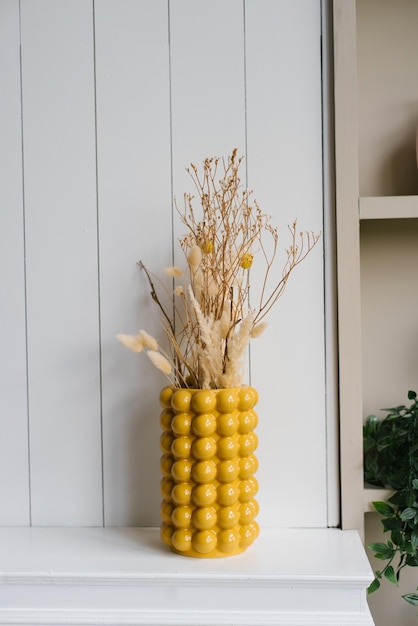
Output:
117,149,320,389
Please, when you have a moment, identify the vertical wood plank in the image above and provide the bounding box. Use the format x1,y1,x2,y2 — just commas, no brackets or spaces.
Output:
0,0,30,525
333,0,364,535
321,0,341,528
95,0,173,526
21,0,102,525
245,0,327,526
169,0,246,201
169,0,247,374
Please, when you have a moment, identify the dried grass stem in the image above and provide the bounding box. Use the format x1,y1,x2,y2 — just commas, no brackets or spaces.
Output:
126,150,320,388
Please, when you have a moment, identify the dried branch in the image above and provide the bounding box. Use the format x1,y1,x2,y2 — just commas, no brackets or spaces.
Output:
119,151,321,388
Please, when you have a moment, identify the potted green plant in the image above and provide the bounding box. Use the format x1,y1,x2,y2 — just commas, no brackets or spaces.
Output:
364,390,418,605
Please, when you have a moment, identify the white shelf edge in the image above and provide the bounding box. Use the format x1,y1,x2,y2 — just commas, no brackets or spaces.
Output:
0,527,372,583
1,569,372,589
359,195,418,220
0,608,375,626
0,527,375,625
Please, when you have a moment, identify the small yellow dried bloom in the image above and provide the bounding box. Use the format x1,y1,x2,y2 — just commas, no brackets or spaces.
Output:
201,241,213,253
240,253,253,269
187,245,202,267
174,285,184,296
139,329,158,350
250,322,268,339
164,266,183,277
146,350,172,375
116,333,144,353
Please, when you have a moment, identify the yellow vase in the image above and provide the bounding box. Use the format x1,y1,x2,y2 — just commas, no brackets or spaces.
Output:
159,386,259,558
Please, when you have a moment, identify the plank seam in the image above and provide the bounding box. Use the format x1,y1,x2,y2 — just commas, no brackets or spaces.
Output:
18,0,32,528
91,0,105,527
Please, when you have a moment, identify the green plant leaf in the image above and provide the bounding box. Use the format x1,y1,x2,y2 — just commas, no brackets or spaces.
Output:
368,542,394,560
372,501,395,516
381,405,406,413
405,541,417,556
368,578,381,594
363,389,418,599
390,527,403,546
368,542,389,553
388,491,406,505
411,530,418,551
403,593,418,606
382,517,400,531
400,508,416,521
384,565,398,585
364,415,380,435
409,442,418,455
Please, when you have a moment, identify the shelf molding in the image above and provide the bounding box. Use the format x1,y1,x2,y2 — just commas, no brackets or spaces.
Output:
360,195,418,220
0,526,374,626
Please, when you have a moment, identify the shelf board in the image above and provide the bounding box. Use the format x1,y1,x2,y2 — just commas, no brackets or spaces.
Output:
0,526,374,625
359,195,418,220
363,486,394,513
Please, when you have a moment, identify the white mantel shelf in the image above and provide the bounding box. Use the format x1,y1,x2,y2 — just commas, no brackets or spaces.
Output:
0,527,374,626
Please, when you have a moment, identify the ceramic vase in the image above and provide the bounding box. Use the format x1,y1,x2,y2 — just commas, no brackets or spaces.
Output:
159,386,260,558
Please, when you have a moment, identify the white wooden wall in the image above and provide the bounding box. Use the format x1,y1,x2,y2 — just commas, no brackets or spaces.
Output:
0,0,329,528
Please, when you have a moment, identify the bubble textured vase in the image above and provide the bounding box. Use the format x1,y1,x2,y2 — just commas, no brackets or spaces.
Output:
159,386,260,558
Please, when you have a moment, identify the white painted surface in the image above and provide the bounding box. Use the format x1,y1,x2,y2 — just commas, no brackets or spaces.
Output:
0,0,30,525
20,0,103,525
169,0,246,186
0,527,374,625
95,0,173,527
0,0,331,528
245,0,327,527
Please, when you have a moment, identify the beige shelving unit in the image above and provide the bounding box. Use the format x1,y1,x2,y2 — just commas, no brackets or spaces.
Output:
333,0,418,538
360,196,418,220
363,487,394,514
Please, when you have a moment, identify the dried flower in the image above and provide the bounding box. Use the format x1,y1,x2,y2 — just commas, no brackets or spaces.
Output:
201,241,213,254
250,322,268,339
240,253,253,269
119,149,321,389
146,350,172,375
187,245,202,268
116,333,144,353
220,308,231,339
164,266,183,278
139,329,158,351
207,278,218,297
220,314,254,388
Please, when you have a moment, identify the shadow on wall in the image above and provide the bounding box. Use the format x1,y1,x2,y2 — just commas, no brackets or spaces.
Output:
381,116,418,196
